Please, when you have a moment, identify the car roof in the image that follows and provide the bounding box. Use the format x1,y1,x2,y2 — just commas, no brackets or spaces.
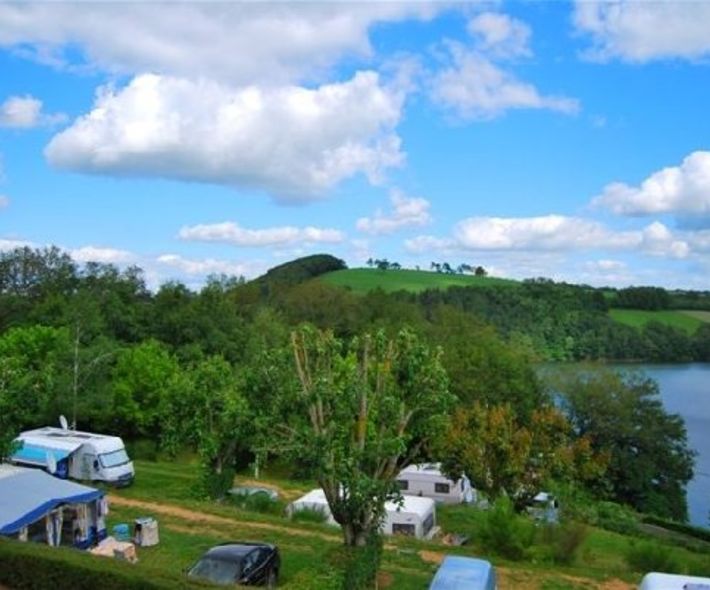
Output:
204,543,273,560
430,556,494,590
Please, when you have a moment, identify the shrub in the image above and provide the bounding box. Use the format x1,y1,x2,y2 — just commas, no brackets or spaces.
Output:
228,491,283,515
538,522,588,565
625,540,682,573
195,465,235,500
479,497,535,560
596,501,640,535
336,534,383,590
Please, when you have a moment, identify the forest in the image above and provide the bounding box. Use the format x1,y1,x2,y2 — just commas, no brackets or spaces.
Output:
0,246,699,531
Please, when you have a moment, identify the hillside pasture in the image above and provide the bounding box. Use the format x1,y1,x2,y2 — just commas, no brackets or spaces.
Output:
609,309,708,334
320,268,518,294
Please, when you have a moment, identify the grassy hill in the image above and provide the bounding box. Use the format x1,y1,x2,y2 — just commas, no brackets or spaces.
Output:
609,309,710,334
320,268,519,294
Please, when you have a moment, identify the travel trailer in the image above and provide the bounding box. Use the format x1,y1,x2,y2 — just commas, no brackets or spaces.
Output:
639,572,710,589
289,489,438,539
11,420,134,487
397,463,475,505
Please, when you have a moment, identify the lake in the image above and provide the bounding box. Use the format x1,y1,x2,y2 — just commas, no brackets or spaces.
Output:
625,363,710,529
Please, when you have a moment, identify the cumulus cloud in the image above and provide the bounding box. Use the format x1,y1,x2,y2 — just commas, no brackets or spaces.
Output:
430,23,579,121
0,3,439,85
592,151,710,215
467,12,531,58
156,254,255,277
356,189,432,235
406,215,689,259
178,221,345,247
0,238,33,251
574,1,710,63
70,245,134,264
0,195,9,208
45,72,404,200
0,95,65,128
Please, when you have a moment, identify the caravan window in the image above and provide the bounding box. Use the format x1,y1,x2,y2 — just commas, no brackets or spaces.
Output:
396,479,409,491
99,448,130,468
423,513,434,536
435,483,450,494
392,523,415,536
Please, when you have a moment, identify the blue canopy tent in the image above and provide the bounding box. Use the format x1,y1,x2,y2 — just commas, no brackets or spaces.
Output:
429,556,497,590
0,465,105,548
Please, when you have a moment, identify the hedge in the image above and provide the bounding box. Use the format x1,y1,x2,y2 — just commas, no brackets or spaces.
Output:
0,539,207,590
641,515,710,544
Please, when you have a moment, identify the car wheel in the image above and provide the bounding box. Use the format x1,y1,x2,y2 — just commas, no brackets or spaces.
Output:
266,568,278,588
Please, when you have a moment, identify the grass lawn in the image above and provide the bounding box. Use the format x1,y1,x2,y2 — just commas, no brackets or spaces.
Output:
95,460,710,589
320,268,519,294
609,309,707,334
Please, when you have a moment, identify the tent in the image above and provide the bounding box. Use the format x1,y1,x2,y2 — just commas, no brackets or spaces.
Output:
0,464,106,548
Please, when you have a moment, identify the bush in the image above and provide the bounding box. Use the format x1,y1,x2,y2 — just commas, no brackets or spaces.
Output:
479,497,535,561
0,538,202,590
195,465,235,500
538,522,588,565
228,491,283,515
625,540,682,573
124,439,159,462
595,501,640,535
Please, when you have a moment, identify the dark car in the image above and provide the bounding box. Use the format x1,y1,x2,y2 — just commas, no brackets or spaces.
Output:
187,542,280,587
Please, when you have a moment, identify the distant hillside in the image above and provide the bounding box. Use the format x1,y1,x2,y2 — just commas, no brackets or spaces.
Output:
609,309,710,334
320,268,519,294
255,253,346,286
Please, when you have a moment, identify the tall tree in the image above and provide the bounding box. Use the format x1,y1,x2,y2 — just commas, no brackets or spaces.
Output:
277,326,453,546
554,368,695,521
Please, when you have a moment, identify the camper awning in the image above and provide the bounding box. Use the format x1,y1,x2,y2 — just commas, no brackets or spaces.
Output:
0,465,103,535
11,440,82,467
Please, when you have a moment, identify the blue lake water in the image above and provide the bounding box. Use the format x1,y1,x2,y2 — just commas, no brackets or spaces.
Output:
611,363,710,528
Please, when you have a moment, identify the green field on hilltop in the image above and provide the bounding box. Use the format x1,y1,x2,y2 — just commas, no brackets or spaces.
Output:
609,309,710,334
320,268,519,294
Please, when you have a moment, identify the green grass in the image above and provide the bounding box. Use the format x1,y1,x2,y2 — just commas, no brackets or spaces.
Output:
11,459,710,589
320,268,519,294
609,309,707,334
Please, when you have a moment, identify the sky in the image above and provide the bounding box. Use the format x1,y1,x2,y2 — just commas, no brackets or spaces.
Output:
1,1,710,290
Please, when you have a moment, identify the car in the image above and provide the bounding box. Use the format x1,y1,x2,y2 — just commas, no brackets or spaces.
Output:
187,542,280,587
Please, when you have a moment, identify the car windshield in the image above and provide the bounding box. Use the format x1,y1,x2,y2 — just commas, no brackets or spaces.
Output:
98,448,130,468
188,557,240,585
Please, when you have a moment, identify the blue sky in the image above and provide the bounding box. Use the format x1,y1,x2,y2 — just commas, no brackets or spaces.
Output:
1,1,710,289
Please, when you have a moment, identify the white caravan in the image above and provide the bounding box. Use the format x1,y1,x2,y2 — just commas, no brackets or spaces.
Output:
397,463,475,505
289,489,437,539
11,423,134,487
639,573,710,589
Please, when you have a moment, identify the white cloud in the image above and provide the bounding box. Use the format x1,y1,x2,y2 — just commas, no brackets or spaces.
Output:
0,238,34,251
70,245,134,264
156,254,255,277
178,221,345,247
356,189,432,235
406,215,690,259
467,12,531,58
0,195,9,208
430,42,579,120
574,1,710,63
584,259,626,272
0,95,65,128
593,151,710,215
0,3,440,85
45,72,404,200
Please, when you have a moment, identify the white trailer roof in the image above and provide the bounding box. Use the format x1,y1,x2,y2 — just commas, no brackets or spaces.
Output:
292,489,435,518
17,427,124,454
399,463,445,477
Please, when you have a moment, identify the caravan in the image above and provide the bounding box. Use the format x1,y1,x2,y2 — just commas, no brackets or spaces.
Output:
397,463,475,505
289,489,438,540
11,422,134,487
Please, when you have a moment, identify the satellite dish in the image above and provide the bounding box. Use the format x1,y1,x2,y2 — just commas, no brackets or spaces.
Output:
59,415,69,430
46,452,57,475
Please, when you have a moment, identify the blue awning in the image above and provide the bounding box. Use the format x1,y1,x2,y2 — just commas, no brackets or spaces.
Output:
11,444,74,467
0,465,103,535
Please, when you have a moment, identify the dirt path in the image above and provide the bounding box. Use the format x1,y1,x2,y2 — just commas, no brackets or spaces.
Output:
108,495,340,542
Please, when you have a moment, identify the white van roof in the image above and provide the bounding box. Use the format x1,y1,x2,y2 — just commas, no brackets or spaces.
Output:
18,427,125,454
399,463,445,477
640,572,710,589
